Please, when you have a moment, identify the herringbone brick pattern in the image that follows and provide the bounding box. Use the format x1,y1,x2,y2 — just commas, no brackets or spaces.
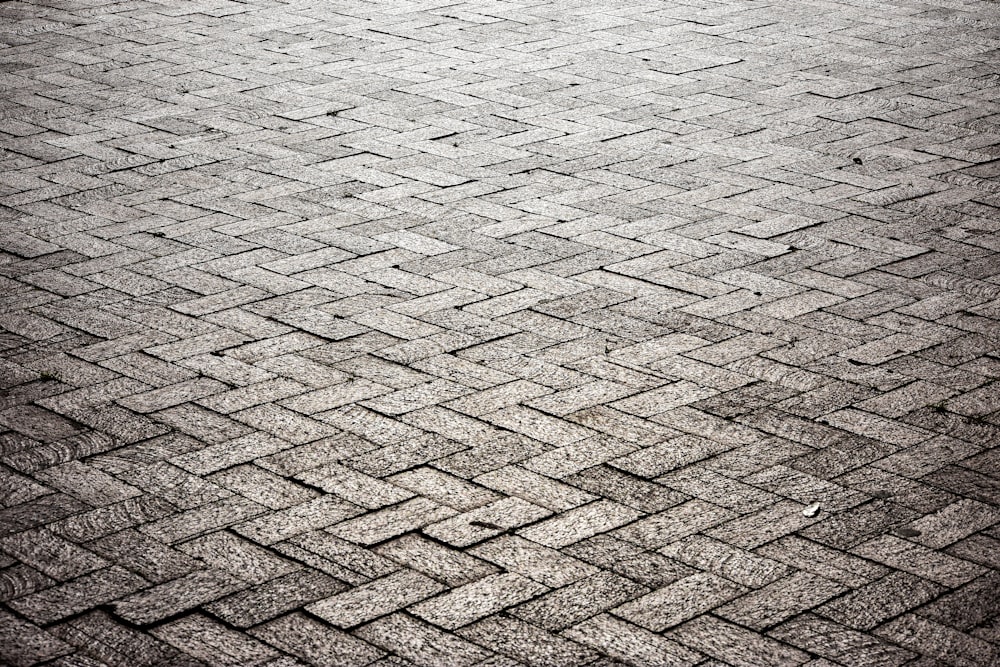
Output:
1,0,998,663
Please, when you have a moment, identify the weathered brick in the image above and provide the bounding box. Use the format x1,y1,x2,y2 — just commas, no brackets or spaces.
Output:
2,0,999,662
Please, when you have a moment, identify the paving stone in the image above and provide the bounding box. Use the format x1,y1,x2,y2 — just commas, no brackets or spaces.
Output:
251,613,384,666
0,611,73,667
178,531,299,584
296,463,414,509
852,535,988,588
114,460,228,510
143,496,268,544
474,465,597,512
481,406,595,446
567,534,697,588
87,529,201,584
387,467,501,512
715,571,847,630
9,565,148,624
657,466,782,514
234,496,362,545
117,378,230,414
670,615,810,667
0,563,55,603
660,534,792,589
210,464,319,510
563,465,686,512
904,498,1000,549
457,616,598,667
818,571,945,631
425,496,551,548
204,568,346,628
355,613,493,667
615,499,734,549
946,534,1000,571
835,466,958,515
563,614,702,667
517,499,641,549
769,615,916,667
798,499,920,549
275,531,398,586
232,404,338,445
511,570,647,631
614,572,747,632
2,0,999,662
469,534,599,588
612,434,729,477
307,568,446,628
373,533,499,587
171,432,294,476
151,613,280,667
521,435,635,479
33,460,141,507
112,568,248,626
0,527,108,580
410,572,548,630
874,614,1000,667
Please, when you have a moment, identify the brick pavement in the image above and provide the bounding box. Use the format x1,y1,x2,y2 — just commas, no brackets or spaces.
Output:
0,0,998,664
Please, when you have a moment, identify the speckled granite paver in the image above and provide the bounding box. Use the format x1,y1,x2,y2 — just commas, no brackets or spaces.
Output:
1,0,999,664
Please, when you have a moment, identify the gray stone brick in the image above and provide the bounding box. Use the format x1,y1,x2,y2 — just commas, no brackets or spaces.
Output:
518,500,641,548
614,572,746,631
670,616,810,667
355,613,492,667
171,432,294,476
475,465,596,512
757,535,890,588
8,566,147,624
715,571,846,630
457,616,598,666
0,528,107,580
210,464,319,510
251,613,384,666
3,0,999,662
308,569,446,628
235,496,362,545
851,535,988,587
142,497,268,544
906,498,1000,549
769,615,915,667
387,467,501,512
469,534,599,588
425,496,551,548
0,611,73,667
296,463,414,509
521,435,635,479
280,531,398,584
151,613,280,666
874,614,999,667
113,569,248,625
817,571,944,631
178,531,298,584
564,614,702,667
512,570,647,630
660,535,791,589
410,572,547,630
564,465,686,513
88,530,201,584
616,499,734,549
373,534,499,586
204,569,346,628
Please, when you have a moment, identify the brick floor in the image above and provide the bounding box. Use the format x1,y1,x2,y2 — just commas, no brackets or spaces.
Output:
0,0,998,664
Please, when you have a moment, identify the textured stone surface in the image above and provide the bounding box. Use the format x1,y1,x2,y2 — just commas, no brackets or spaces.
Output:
0,0,998,663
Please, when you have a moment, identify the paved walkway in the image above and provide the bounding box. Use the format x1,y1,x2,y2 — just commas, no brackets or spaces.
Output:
1,0,999,664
